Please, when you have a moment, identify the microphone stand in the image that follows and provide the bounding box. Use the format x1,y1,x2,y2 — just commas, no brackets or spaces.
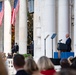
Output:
52,38,53,58
51,33,56,58
44,35,49,56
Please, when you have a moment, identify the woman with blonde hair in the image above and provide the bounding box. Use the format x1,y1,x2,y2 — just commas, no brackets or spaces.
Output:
24,58,42,75
37,56,56,75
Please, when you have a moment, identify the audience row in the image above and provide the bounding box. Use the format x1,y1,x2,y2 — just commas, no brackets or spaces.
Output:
0,52,76,75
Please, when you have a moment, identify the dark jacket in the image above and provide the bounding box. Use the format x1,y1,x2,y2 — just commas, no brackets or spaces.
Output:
15,44,19,52
66,37,71,52
16,70,30,75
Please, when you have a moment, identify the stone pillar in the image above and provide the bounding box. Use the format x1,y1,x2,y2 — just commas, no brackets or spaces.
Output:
0,25,3,52
4,0,11,54
34,0,42,61
34,0,56,61
58,0,69,43
19,0,27,54
74,0,76,56
15,13,19,44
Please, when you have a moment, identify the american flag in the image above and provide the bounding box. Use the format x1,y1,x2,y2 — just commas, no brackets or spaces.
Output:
0,1,4,26
11,0,19,25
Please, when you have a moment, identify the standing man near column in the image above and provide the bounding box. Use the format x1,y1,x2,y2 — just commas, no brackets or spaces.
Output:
65,34,72,52
15,43,19,53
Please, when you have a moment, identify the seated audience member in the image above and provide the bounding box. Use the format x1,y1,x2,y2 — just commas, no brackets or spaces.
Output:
68,56,76,69
60,58,70,69
13,54,31,75
0,53,8,75
7,53,12,58
67,56,73,65
37,56,56,75
54,69,76,75
24,58,42,75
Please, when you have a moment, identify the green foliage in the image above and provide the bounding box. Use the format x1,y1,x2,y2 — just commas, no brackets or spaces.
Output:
23,54,32,58
27,12,33,45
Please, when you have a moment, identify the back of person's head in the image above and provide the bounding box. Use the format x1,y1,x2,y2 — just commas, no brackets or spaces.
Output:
37,56,54,71
24,58,38,74
58,69,76,75
60,58,70,69
0,53,8,75
13,54,25,68
70,59,76,69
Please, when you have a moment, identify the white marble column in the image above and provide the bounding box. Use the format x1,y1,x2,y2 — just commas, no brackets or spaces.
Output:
74,0,76,56
58,0,69,43
15,13,19,44
34,0,42,61
4,0,11,54
41,0,56,58
34,0,56,61
0,25,3,52
19,0,27,54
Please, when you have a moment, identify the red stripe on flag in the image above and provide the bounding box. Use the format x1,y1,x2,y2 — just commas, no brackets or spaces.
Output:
11,0,19,25
11,9,15,25
0,2,4,26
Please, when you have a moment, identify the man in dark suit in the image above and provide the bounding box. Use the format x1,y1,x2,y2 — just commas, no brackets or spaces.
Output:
13,54,30,75
15,43,19,53
65,34,72,52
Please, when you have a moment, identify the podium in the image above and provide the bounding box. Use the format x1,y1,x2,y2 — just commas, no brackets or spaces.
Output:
54,52,74,59
57,43,67,52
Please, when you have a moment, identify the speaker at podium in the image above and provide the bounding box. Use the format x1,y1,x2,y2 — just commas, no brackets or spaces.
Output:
57,43,67,52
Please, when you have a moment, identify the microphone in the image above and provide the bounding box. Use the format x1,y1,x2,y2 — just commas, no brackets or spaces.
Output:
59,39,62,42
44,35,49,40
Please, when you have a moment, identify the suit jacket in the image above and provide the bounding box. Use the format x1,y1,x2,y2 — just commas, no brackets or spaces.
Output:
16,70,30,75
15,44,19,52
66,37,71,52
